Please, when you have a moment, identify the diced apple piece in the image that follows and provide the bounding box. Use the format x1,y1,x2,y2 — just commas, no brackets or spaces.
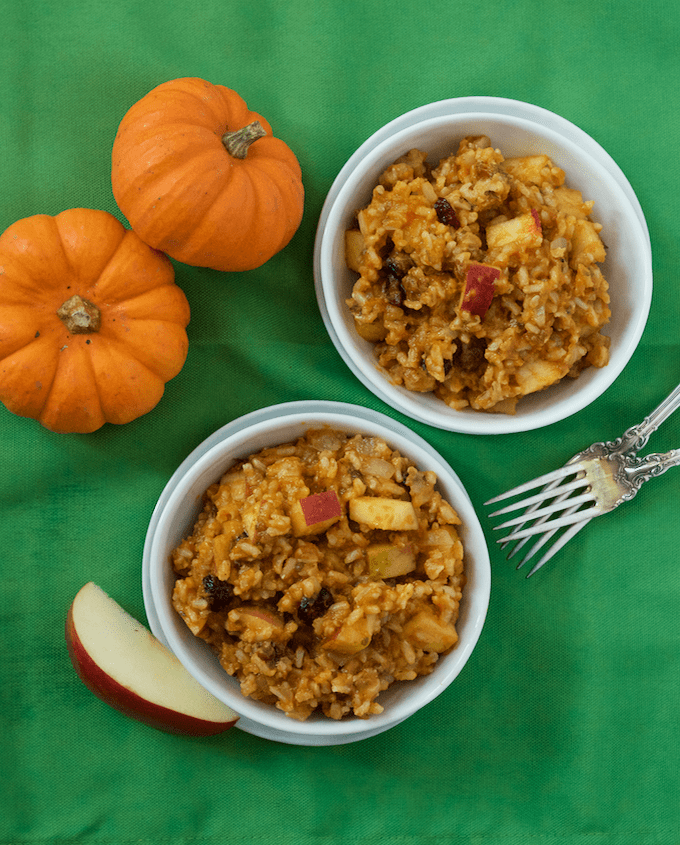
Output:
461,263,500,317
366,543,416,578
570,218,606,265
321,617,371,654
515,359,566,395
486,210,542,250
212,533,231,567
502,154,553,184
353,316,387,342
227,605,285,642
403,610,458,653
241,500,261,539
349,497,419,531
65,582,239,736
486,396,518,414
290,490,342,537
553,186,590,218
216,468,248,502
425,525,459,548
345,229,365,272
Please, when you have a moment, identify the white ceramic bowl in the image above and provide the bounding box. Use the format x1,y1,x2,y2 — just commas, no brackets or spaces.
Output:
142,401,490,746
314,98,653,434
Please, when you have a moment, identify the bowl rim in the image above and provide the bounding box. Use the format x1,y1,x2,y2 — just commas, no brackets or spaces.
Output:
313,99,653,435
314,96,651,243
142,400,491,745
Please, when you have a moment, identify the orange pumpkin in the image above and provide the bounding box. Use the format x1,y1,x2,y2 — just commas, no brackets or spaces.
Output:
111,77,305,272
0,208,191,433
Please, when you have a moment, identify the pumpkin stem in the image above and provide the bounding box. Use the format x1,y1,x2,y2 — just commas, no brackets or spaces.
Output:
57,294,102,334
222,120,267,159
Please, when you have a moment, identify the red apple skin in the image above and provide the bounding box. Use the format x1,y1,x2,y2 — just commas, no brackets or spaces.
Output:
65,607,238,737
461,264,500,317
301,490,342,525
291,489,343,536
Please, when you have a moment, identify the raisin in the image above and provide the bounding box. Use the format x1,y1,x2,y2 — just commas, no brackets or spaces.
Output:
434,197,460,229
379,236,395,259
287,627,316,654
452,336,487,372
298,587,334,625
202,574,234,612
384,259,404,280
383,252,411,280
383,276,405,307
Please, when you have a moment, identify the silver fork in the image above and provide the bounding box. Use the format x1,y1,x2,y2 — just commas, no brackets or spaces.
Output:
484,380,680,577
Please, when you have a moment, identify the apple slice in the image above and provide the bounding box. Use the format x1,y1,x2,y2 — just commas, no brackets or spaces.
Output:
502,154,553,185
226,605,285,643
353,316,387,342
425,524,460,548
345,228,365,272
486,209,542,250
65,582,239,736
290,489,342,536
570,218,606,266
349,496,419,531
461,263,500,317
403,610,458,653
366,543,416,578
515,359,566,395
553,186,590,218
321,617,372,655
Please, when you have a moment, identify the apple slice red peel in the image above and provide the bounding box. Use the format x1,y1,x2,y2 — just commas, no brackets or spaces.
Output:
65,582,239,736
461,264,500,317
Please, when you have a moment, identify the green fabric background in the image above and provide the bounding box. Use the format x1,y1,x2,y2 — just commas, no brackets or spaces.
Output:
1,1,679,842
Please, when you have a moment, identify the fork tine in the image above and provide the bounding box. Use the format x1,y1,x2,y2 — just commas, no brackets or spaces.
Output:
525,518,592,578
492,491,595,530
498,472,571,552
509,495,586,564
483,463,585,506
495,504,599,542
509,520,556,563
487,475,589,517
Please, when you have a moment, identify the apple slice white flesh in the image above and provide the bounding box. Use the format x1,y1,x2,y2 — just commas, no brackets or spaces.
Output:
65,582,239,736
290,489,343,537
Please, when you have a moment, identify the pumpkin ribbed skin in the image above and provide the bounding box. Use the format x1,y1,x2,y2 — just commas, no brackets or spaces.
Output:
0,208,190,433
111,77,305,272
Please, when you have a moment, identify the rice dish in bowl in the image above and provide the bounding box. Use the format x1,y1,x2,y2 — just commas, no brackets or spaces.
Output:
314,103,653,434
144,401,490,745
345,135,611,415
171,425,466,722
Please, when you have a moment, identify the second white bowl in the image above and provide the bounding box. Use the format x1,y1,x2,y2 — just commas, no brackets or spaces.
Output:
314,101,653,434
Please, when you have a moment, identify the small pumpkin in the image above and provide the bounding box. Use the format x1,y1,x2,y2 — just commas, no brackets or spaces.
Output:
0,208,190,433
111,77,305,272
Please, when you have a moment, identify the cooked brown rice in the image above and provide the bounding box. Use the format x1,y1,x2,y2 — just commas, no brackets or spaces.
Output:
345,135,611,414
171,428,465,721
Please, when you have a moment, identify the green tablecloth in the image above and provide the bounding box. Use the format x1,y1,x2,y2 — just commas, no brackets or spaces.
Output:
2,2,679,842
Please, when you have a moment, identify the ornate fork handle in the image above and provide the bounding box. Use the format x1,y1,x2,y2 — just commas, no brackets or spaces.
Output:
611,381,680,455
613,449,680,505
579,381,680,462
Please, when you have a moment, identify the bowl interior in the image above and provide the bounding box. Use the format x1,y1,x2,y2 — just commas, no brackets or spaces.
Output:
317,112,652,433
148,410,490,739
